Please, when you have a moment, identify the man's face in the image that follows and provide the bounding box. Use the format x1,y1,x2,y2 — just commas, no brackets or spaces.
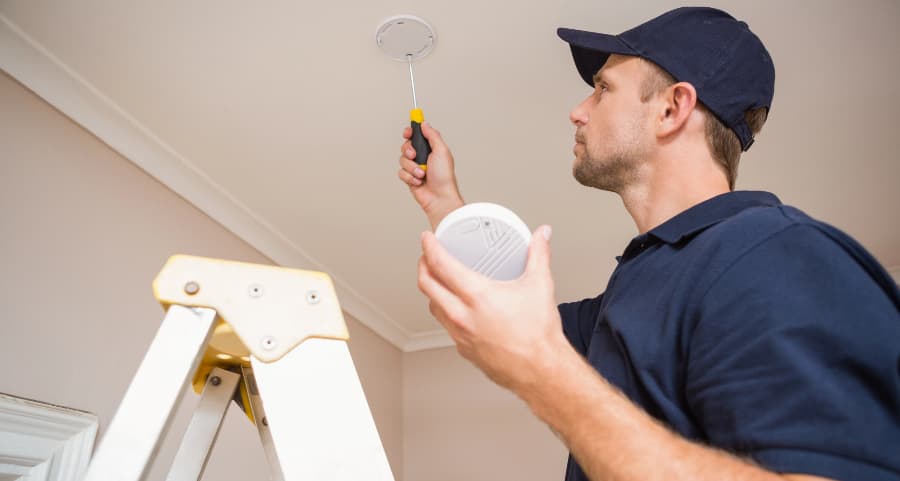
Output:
569,54,656,193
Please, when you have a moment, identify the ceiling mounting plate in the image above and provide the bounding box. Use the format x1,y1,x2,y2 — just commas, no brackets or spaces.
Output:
375,15,436,62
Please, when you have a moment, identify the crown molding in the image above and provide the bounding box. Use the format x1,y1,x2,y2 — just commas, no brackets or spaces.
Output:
403,329,456,352
0,14,452,352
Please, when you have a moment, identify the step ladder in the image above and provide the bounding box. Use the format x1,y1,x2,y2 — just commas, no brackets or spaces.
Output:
82,255,395,481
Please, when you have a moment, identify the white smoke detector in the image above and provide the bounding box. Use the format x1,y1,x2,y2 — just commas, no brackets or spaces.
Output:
434,203,532,281
375,15,436,61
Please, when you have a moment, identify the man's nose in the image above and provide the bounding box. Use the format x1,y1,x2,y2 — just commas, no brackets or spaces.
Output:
570,96,590,126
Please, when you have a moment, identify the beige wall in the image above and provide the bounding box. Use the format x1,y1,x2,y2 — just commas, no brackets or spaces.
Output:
0,71,403,480
403,347,568,481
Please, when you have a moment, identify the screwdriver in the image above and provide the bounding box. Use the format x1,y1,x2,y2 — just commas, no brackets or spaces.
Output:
407,54,431,173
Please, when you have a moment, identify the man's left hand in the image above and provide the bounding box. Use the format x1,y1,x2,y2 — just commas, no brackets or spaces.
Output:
417,225,569,393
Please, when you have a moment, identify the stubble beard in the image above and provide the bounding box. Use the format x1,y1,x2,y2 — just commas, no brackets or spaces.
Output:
573,148,638,193
573,139,647,194
572,113,650,193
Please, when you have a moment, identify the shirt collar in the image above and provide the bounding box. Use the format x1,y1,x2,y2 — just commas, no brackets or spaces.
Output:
648,191,781,245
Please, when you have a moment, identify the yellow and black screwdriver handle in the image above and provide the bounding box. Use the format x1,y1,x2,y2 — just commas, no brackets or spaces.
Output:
410,108,432,172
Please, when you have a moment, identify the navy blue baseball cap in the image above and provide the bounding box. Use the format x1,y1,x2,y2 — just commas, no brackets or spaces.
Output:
558,7,774,151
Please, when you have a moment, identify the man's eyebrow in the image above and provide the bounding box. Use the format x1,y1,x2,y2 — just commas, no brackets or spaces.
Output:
592,71,608,85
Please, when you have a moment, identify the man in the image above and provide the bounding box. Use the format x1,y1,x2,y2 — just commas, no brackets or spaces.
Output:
396,7,900,481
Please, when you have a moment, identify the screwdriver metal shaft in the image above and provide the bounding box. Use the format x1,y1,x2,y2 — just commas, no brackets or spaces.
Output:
408,55,418,109
406,54,431,171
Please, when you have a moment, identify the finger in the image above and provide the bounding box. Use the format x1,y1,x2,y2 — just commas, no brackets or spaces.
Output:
399,140,416,160
525,225,553,277
398,168,423,187
421,231,482,300
400,157,426,178
402,126,412,139
427,299,468,341
418,256,468,326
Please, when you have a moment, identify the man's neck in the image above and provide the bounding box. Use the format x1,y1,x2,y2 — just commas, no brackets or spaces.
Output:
618,153,730,234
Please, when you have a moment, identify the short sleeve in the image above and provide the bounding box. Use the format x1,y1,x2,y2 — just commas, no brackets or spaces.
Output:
559,295,603,357
686,225,900,480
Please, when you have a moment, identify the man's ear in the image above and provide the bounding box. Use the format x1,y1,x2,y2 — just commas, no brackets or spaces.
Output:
657,81,698,140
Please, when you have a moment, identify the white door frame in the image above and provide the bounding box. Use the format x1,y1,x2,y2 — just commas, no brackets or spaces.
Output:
0,393,98,481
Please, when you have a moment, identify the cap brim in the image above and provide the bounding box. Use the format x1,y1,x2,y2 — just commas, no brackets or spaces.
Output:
557,28,637,87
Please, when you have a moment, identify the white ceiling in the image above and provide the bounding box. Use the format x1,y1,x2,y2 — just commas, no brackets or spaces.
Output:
2,0,899,351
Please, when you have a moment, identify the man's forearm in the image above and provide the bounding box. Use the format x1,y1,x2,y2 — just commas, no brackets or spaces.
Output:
516,338,821,481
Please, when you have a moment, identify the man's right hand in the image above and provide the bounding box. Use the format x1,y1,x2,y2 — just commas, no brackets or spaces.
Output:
397,123,465,230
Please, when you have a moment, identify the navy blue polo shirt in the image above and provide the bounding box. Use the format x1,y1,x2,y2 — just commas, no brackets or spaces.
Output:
559,191,900,481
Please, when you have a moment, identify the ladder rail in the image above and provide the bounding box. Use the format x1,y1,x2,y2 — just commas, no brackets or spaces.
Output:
83,305,217,481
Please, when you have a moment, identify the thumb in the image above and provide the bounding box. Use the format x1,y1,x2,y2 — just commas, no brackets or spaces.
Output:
421,123,447,153
525,225,553,276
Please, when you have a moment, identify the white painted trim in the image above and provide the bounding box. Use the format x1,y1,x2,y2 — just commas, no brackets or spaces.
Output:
0,14,424,351
403,329,455,352
0,394,98,481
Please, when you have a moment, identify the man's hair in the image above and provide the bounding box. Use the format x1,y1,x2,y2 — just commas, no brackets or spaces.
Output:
638,59,768,190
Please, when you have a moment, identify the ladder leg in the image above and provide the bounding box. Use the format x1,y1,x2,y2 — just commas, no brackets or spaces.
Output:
165,367,240,481
250,338,395,481
84,305,217,481
242,365,285,481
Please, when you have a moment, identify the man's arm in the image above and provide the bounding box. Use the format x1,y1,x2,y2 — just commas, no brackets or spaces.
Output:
416,229,833,481
526,336,831,481
397,123,464,230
